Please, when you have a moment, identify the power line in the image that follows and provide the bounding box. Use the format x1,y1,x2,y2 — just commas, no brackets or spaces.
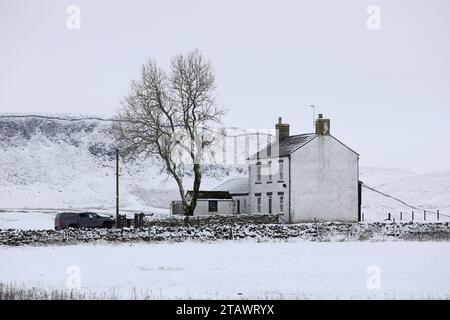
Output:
362,182,450,218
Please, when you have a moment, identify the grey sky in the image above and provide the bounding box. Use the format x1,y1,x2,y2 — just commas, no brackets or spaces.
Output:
1,0,449,172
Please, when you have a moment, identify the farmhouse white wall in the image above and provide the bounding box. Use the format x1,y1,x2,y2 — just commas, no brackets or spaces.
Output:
193,200,234,216
290,136,359,222
232,195,250,214
249,156,290,222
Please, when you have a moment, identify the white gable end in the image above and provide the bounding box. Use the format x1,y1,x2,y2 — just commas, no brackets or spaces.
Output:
289,135,359,222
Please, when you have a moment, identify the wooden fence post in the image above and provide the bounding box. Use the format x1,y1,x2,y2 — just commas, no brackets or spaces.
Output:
424,210,426,221
412,211,414,221
437,210,440,221
388,213,391,221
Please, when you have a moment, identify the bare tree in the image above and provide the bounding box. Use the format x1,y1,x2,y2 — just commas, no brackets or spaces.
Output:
113,50,225,222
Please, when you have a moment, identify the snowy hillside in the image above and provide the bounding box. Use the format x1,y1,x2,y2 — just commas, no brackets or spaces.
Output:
360,168,450,222
0,115,246,213
0,114,449,225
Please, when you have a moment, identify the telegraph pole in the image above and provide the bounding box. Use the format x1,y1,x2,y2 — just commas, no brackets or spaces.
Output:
116,148,119,222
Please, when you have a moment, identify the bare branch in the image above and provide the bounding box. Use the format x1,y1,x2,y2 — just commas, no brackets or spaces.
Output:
113,50,225,218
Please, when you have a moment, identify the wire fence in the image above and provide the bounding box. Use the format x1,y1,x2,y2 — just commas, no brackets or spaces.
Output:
361,183,450,222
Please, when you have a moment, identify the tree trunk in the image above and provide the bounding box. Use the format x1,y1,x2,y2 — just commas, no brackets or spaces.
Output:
183,202,192,226
183,163,202,226
190,163,202,211
184,215,190,227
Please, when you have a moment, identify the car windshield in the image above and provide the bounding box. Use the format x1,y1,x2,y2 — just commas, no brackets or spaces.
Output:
88,213,98,219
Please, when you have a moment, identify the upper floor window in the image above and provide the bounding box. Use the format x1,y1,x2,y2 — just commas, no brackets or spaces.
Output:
268,161,272,181
256,164,262,182
279,161,284,181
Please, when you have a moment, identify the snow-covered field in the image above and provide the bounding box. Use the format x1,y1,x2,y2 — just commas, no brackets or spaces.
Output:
1,241,449,299
0,208,169,230
0,209,56,230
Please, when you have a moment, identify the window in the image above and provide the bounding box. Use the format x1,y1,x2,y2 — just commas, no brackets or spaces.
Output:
279,195,284,213
268,196,273,214
208,200,218,212
256,164,262,182
279,161,284,181
268,161,272,181
257,197,261,213
243,198,247,210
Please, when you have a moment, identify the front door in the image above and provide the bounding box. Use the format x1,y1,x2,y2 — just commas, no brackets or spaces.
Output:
237,200,240,214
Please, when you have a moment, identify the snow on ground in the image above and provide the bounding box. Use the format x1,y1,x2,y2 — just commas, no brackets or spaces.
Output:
0,207,170,230
1,241,449,299
0,209,55,230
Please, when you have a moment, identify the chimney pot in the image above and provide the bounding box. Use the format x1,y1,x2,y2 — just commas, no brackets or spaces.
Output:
315,114,330,135
275,117,290,141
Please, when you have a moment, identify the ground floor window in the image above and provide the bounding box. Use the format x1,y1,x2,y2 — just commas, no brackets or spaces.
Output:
279,195,284,213
208,200,218,212
268,196,273,214
256,197,261,213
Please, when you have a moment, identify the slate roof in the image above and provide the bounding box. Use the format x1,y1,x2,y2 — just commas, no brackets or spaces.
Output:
186,190,233,200
213,177,249,195
249,133,317,160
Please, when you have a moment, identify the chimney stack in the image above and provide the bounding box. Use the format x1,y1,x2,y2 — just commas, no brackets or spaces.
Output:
275,117,290,141
315,114,330,135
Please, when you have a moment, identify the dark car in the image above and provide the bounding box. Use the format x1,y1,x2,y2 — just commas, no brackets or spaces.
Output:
55,212,115,230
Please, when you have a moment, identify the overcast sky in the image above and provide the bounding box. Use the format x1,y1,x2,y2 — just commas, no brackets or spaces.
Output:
1,0,449,172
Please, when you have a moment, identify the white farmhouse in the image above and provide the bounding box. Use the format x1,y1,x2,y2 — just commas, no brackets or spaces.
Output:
171,114,361,222
247,115,360,223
